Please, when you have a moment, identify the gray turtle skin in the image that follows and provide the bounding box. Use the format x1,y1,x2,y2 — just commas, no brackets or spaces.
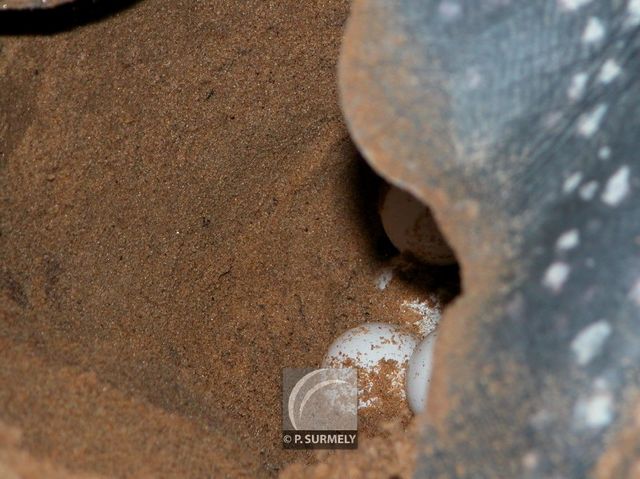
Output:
340,0,640,477
1,0,74,9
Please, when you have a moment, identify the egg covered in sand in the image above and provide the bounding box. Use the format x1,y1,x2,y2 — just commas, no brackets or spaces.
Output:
322,323,418,420
380,185,456,265
406,332,437,414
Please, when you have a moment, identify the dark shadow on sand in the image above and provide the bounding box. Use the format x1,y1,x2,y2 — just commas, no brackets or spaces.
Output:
334,135,461,302
0,0,141,35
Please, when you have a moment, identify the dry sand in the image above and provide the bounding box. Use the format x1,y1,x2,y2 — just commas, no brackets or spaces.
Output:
0,1,458,476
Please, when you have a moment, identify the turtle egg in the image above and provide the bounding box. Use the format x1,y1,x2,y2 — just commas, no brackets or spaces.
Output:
322,323,418,411
379,185,456,265
406,332,437,414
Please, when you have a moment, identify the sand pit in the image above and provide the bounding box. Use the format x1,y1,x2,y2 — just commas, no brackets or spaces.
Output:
0,1,459,476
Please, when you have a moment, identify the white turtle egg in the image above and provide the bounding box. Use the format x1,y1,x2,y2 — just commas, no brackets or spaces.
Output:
322,323,418,411
379,185,456,265
406,332,437,414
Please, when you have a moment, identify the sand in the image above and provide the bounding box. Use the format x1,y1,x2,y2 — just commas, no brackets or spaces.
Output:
0,1,458,476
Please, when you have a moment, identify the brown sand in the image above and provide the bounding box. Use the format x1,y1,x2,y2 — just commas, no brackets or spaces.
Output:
0,1,457,477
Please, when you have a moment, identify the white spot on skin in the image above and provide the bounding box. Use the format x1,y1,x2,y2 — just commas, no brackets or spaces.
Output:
629,279,640,305
601,166,631,206
522,452,539,471
571,320,612,365
376,268,394,290
598,146,611,160
530,409,553,429
543,262,571,293
439,1,462,20
559,0,593,11
567,72,589,101
557,229,580,250
577,103,608,137
465,68,483,89
574,387,614,429
598,59,622,84
579,181,599,200
582,17,606,44
563,172,583,194
625,0,640,28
